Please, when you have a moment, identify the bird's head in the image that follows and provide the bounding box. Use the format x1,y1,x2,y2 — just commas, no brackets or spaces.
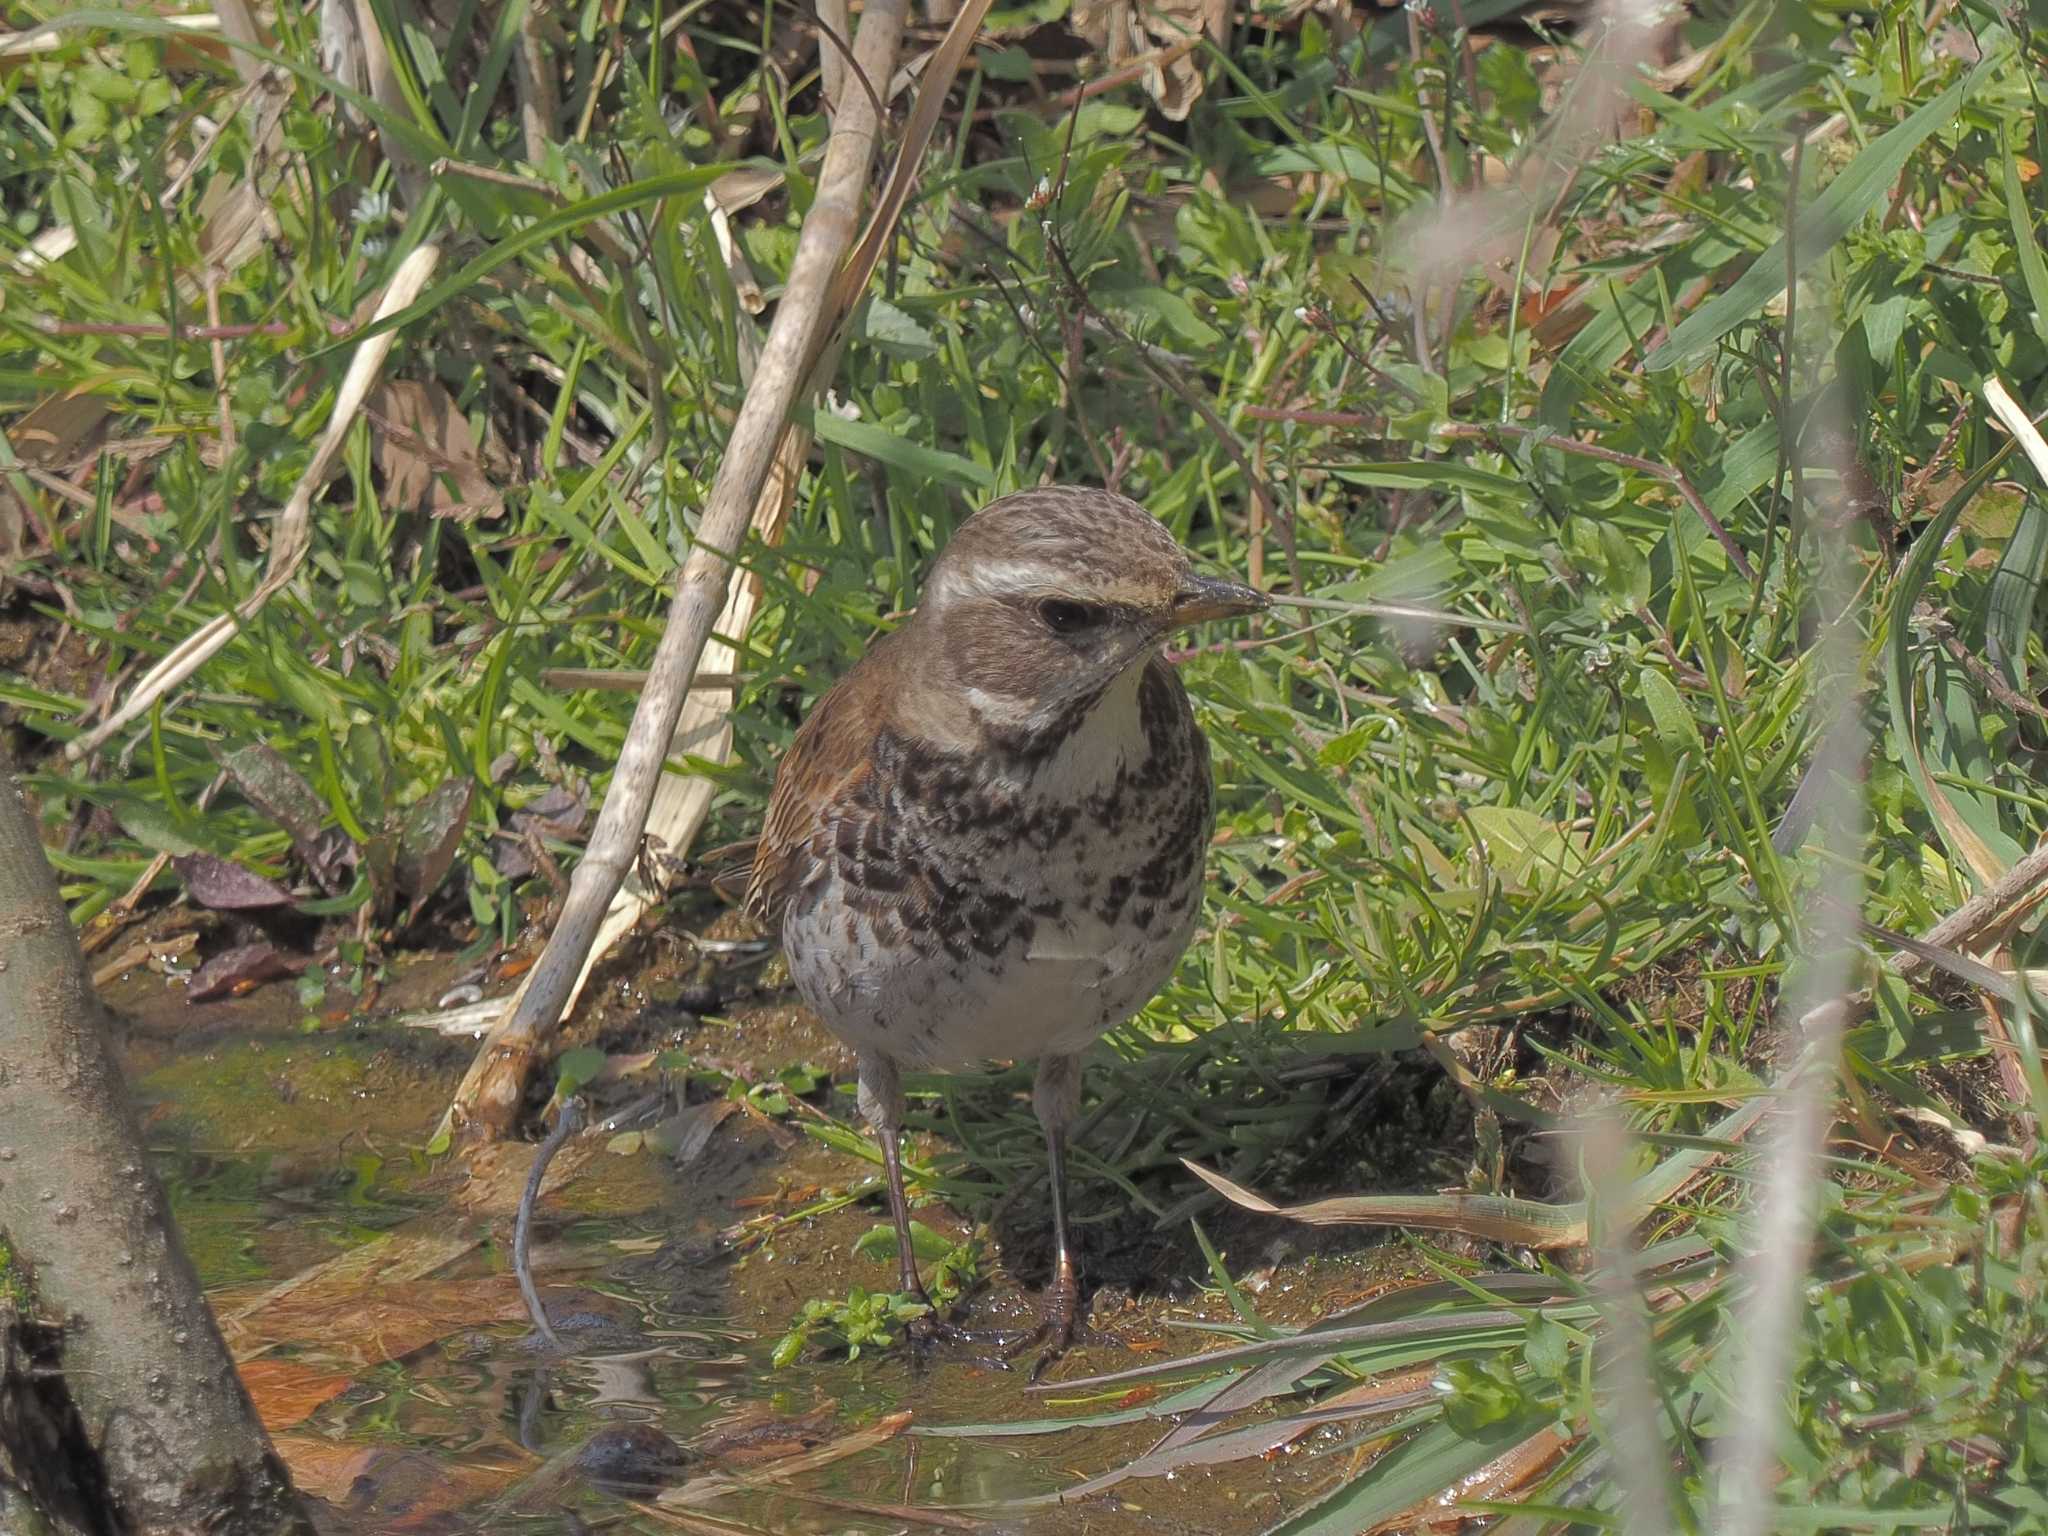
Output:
910,487,1266,748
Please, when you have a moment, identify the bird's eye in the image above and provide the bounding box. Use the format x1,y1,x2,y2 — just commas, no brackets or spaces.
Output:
1038,599,1101,636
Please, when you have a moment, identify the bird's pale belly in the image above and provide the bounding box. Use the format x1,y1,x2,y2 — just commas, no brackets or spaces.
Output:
784,856,1203,1071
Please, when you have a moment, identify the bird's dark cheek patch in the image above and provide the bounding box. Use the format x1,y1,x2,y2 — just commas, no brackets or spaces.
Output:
946,609,1060,699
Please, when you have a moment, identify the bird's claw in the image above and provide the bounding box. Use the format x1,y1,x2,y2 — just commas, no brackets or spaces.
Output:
904,1306,1029,1370
1001,1275,1106,1382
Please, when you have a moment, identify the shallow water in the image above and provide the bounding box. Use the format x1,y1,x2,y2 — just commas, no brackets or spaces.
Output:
108,948,1410,1535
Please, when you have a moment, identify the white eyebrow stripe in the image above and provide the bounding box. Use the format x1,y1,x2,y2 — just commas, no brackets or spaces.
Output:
961,559,1066,596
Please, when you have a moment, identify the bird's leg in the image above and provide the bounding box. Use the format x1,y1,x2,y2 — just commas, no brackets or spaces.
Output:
1004,1053,1097,1379
859,1051,1027,1363
858,1051,939,1310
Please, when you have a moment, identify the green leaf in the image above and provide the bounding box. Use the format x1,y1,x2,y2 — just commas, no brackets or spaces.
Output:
2005,132,2048,348
860,297,937,358
810,410,994,489
553,1046,607,1099
851,1220,955,1264
109,798,204,857
1639,668,1703,759
325,167,751,353
1647,57,1996,371
1465,805,1588,889
1985,495,2047,693
1102,280,1223,349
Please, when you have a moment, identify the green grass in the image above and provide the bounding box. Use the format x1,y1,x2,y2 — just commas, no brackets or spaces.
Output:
5,0,2048,1528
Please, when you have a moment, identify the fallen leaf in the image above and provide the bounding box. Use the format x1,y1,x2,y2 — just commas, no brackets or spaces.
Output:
232,1275,527,1366
238,1357,356,1431
172,852,294,910
644,1100,740,1167
664,1410,913,1507
367,378,506,522
1070,0,1224,120
221,743,349,894
395,776,475,916
692,1403,838,1467
495,781,590,879
454,1134,605,1214
186,943,305,1001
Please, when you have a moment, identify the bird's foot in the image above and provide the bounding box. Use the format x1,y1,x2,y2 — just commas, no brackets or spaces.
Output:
904,1303,1031,1369
1001,1273,1107,1383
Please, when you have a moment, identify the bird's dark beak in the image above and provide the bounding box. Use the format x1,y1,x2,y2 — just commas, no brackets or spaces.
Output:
1171,574,1268,626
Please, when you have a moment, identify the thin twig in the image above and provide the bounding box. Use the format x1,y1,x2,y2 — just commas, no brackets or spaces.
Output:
1043,227,1304,591
1937,625,2048,721
1435,421,1757,581
1889,838,2048,981
514,1097,586,1350
1241,405,1375,428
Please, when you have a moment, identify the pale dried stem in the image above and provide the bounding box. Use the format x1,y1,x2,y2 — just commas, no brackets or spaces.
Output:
817,0,849,109
436,0,998,1140
1891,839,2048,980
1583,1108,1677,1536
63,244,444,762
513,0,560,167
443,0,915,1141
210,0,267,89
1886,380,2048,972
205,266,235,454
1715,388,1863,1536
350,0,427,203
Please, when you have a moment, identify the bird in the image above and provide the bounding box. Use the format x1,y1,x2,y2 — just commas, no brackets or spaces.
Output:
745,485,1266,1368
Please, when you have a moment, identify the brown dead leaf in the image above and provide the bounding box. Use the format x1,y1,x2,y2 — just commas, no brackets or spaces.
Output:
218,1231,535,1380
219,1228,482,1340
186,942,307,1001
1371,1424,1572,1534
234,1274,528,1366
694,1402,838,1467
455,1133,606,1214
663,1410,914,1509
367,378,505,522
173,851,295,910
272,1437,531,1516
1071,0,1224,121
238,1357,357,1431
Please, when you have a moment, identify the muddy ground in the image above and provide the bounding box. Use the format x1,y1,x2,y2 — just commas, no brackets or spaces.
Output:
100,910,1485,1535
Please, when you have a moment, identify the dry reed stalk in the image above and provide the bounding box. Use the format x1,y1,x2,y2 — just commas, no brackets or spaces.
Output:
443,0,923,1140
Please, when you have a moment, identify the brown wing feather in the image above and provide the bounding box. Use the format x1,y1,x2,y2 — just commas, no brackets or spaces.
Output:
745,634,904,923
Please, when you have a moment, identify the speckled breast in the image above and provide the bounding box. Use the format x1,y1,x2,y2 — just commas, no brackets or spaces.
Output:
783,665,1215,1070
